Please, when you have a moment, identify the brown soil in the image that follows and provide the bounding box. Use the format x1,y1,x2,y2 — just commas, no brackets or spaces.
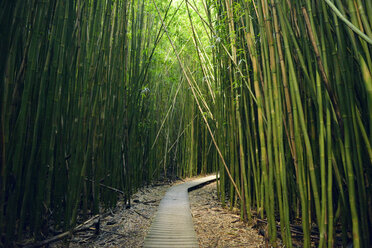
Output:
51,179,177,248
189,182,264,248
50,177,265,247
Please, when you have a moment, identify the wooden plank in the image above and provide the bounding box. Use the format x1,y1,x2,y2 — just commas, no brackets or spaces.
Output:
143,175,216,248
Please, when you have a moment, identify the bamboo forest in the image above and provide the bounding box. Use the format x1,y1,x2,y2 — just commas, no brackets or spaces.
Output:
1,0,371,247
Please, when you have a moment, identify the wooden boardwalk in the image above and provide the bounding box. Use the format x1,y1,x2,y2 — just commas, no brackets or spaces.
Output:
143,175,217,248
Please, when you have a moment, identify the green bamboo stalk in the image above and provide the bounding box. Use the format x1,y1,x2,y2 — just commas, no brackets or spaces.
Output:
152,0,242,200
324,0,372,45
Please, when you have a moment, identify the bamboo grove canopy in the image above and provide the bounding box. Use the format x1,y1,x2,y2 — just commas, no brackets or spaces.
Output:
0,0,371,247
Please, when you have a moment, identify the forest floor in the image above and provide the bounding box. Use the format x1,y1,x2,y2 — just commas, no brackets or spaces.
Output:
51,176,265,248
189,182,265,247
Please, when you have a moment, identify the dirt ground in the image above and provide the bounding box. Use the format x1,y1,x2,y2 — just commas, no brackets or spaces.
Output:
190,182,264,248
49,177,265,248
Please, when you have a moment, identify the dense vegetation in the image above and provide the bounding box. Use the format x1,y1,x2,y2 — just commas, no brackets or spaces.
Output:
1,0,371,247
209,1,372,247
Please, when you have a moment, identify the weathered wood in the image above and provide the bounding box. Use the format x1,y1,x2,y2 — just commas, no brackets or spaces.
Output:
143,175,216,248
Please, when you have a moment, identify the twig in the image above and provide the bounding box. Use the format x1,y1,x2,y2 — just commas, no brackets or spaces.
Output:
141,200,158,205
231,219,240,224
23,215,100,248
256,218,320,240
129,209,150,219
86,178,125,195
100,229,127,237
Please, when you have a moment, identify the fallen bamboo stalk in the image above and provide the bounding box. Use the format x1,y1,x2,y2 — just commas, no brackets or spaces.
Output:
23,215,100,248
256,218,320,240
85,178,125,195
129,209,150,219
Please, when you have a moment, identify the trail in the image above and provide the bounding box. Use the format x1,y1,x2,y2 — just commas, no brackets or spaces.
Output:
143,175,216,248
48,175,265,248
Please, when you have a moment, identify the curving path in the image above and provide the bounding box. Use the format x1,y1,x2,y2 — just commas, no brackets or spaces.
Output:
143,175,217,248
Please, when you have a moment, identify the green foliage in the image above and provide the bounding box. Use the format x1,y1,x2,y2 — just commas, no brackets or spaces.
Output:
2,0,371,248
0,0,214,244
205,0,372,247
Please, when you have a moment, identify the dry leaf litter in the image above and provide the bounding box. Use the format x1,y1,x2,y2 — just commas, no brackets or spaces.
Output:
50,177,265,247
190,182,264,248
